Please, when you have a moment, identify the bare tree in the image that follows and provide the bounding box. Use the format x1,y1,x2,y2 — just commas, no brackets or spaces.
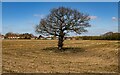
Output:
35,7,91,50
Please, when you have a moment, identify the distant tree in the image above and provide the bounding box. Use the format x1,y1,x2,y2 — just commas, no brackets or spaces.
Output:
4,32,34,39
35,7,91,50
22,33,33,39
4,32,13,39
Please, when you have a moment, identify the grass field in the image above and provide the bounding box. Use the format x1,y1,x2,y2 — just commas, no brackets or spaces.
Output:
2,40,119,73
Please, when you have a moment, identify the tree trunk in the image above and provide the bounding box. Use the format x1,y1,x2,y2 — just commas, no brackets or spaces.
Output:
58,35,64,50
58,23,64,51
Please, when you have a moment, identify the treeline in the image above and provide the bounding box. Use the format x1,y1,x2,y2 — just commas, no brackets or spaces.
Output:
1,32,120,40
78,32,120,40
4,32,37,39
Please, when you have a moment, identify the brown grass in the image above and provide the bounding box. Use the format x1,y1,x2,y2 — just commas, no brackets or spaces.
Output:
2,40,119,73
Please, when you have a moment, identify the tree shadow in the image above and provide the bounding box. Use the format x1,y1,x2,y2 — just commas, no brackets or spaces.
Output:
42,47,85,53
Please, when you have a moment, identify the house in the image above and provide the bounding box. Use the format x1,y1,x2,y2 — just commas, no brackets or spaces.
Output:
0,35,4,39
7,35,20,39
4,32,36,39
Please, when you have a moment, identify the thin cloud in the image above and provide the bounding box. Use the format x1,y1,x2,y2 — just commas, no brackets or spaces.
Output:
89,16,97,20
112,17,117,21
33,14,45,18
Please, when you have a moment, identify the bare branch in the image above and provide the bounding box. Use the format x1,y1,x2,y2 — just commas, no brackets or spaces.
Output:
35,7,91,36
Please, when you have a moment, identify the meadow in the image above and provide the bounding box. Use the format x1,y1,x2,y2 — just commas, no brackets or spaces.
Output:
2,40,119,73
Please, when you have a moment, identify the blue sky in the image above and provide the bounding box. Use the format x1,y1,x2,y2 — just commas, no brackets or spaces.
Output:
2,0,119,2
0,2,2,33
2,2,118,36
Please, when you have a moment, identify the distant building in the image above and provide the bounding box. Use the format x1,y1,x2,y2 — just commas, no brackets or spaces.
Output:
7,36,20,39
0,35,4,39
4,32,37,39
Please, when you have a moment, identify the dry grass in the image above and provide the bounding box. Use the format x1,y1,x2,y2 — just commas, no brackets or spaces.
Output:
2,40,119,73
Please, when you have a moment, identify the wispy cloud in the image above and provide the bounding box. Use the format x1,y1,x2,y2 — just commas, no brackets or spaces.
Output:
89,16,97,20
112,17,117,21
33,14,45,18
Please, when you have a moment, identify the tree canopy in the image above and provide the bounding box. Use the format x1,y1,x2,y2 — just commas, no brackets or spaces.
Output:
36,7,91,50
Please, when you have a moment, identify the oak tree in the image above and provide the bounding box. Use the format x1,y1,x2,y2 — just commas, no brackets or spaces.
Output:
36,7,91,50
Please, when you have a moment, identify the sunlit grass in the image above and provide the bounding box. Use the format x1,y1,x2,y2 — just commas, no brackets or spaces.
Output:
2,40,118,73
